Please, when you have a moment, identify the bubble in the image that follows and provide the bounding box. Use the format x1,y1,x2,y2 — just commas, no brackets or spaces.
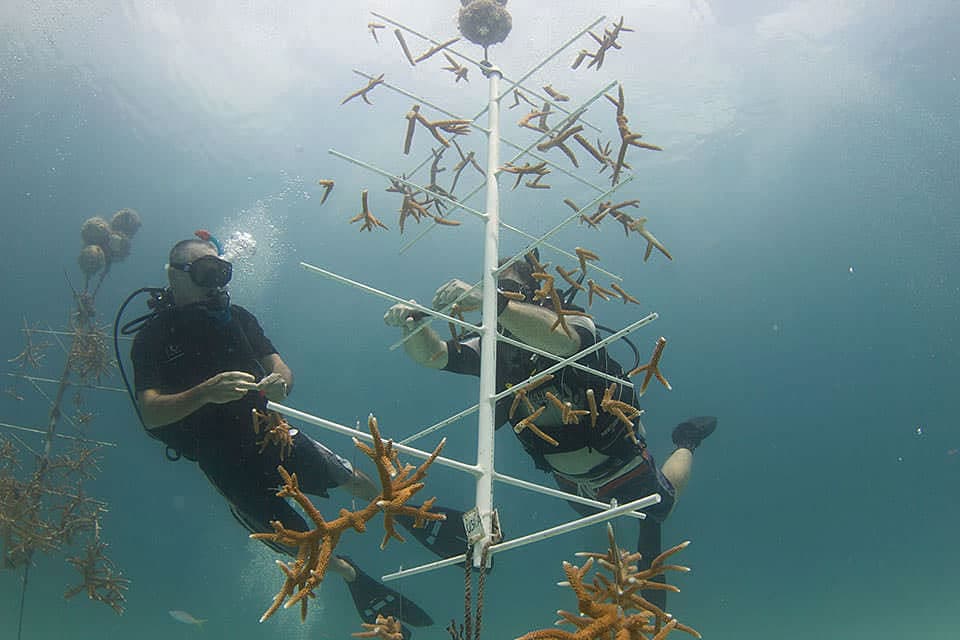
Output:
217,175,300,306
239,540,324,637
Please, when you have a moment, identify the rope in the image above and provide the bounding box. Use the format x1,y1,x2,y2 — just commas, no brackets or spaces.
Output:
463,542,473,640
461,541,492,640
474,543,490,640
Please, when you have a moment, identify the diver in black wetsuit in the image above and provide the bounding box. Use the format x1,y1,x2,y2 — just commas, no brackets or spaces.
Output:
384,251,716,610
126,235,466,638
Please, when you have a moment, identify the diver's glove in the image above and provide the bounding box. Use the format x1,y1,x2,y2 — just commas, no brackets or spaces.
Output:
384,300,428,328
432,279,481,313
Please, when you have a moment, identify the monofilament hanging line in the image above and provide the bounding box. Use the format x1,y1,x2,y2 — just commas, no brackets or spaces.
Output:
16,558,31,640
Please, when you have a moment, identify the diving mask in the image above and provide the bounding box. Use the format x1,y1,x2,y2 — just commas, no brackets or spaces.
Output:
168,255,233,289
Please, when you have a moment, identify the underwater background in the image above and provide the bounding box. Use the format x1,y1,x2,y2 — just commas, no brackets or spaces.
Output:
1,0,958,638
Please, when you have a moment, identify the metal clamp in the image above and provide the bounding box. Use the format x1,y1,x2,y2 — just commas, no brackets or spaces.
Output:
462,507,503,546
462,507,485,545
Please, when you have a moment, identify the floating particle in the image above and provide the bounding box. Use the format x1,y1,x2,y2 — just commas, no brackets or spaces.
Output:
915,426,923,437
848,266,855,274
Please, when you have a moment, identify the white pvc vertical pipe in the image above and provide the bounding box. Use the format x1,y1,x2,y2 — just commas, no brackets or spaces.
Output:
474,64,502,569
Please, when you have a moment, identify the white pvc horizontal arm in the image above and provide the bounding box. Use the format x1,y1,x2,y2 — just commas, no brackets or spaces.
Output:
372,11,608,135
398,313,656,445
352,70,492,136
491,470,647,519
327,149,488,221
497,173,635,283
0,419,118,448
267,401,481,477
300,262,481,334
381,492,660,581
495,330,637,389
5,372,125,394
491,313,657,403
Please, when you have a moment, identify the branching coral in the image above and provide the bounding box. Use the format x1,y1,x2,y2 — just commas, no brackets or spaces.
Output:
64,529,129,614
253,415,446,623
1,211,136,615
516,524,700,640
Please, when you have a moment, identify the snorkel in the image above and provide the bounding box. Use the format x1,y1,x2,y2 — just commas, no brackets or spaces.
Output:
194,228,223,256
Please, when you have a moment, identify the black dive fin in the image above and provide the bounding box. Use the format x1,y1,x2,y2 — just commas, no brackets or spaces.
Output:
397,506,471,559
671,415,718,452
229,506,294,558
339,555,433,629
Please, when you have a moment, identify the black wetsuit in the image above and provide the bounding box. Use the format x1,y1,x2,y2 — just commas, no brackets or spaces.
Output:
130,304,354,550
442,318,675,607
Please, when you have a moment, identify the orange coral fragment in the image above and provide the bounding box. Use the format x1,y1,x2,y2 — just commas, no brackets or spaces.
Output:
349,190,389,232
253,415,445,623
517,524,700,640
627,336,672,396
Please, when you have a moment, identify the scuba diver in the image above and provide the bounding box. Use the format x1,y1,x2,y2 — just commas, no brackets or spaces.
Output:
383,250,717,610
116,232,468,638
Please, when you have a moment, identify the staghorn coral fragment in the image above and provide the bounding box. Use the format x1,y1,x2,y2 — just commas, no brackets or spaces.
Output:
574,247,599,277
442,52,469,83
542,84,570,102
341,74,385,106
316,179,335,205
500,161,550,190
573,17,634,73
586,280,615,307
255,415,446,623
509,88,538,110
628,217,673,261
610,283,640,305
348,190,389,232
627,336,671,395
517,524,699,640
604,83,663,185
64,536,129,614
252,409,295,461
555,266,584,292
513,406,558,447
586,388,598,429
414,37,461,63
353,614,405,639
403,104,421,154
368,22,386,43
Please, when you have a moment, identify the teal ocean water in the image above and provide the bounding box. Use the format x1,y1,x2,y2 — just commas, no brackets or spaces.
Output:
1,1,958,639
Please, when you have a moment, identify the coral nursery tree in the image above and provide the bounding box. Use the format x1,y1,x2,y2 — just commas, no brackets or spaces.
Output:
1,209,143,635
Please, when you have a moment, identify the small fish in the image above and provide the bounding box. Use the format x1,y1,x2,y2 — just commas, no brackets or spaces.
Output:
169,610,206,627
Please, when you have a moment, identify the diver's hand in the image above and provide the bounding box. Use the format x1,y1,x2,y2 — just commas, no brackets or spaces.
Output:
432,279,481,312
257,372,288,402
384,300,427,329
202,371,258,404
